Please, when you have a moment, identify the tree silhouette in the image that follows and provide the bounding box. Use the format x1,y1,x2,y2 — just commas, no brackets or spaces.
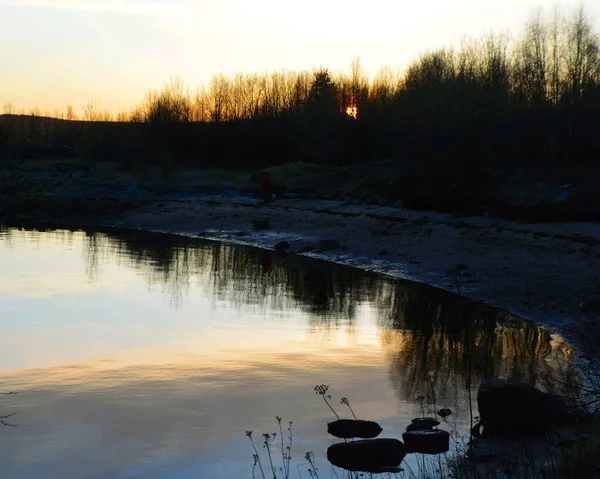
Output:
305,69,338,120
0,123,8,159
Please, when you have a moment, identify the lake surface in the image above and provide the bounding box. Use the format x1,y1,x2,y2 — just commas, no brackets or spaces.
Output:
0,226,577,478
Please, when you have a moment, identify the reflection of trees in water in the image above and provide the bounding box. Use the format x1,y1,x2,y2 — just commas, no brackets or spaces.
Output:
375,285,579,407
2,226,580,403
0,226,78,252
86,228,579,402
1,226,379,317
83,228,381,317
0,226,15,249
83,231,100,283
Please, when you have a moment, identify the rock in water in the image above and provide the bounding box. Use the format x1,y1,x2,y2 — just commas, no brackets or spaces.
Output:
327,419,383,439
409,417,440,429
477,378,566,437
327,439,407,473
437,408,452,419
402,429,450,454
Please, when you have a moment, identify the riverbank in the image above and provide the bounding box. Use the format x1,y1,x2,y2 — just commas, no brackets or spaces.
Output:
105,194,600,355
116,195,600,475
2,158,600,353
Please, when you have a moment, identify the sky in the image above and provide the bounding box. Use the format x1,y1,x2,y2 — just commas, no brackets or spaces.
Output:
0,0,598,115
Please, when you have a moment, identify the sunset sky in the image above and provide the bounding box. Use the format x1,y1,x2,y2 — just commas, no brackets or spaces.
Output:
0,0,598,114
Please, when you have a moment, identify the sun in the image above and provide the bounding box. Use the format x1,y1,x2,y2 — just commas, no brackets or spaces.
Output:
345,105,357,119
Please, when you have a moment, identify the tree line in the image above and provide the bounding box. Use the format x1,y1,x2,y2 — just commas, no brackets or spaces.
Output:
1,7,599,171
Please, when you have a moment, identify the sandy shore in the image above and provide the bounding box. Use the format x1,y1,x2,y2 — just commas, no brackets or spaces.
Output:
116,195,600,351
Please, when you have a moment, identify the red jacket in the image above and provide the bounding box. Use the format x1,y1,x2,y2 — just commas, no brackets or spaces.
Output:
261,175,272,190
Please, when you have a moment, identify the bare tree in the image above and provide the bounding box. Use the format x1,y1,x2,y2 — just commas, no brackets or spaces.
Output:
192,87,209,121
101,110,113,122
209,74,229,122
65,104,77,121
564,7,599,100
2,102,15,115
115,109,129,122
548,8,563,105
349,57,369,117
517,10,549,105
83,99,101,121
370,65,399,105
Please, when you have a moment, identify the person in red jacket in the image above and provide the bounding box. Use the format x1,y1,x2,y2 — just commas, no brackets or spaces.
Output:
261,172,272,204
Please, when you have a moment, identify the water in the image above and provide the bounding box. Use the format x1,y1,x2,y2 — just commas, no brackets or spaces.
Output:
0,226,577,478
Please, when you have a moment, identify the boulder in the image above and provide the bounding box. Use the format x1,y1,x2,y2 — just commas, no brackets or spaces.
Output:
437,408,452,419
318,239,341,251
327,419,383,439
402,429,450,454
274,241,290,251
327,439,406,473
477,378,566,437
410,417,440,429
252,219,270,230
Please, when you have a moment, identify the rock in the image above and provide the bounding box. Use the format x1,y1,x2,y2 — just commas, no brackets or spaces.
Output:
381,466,403,473
327,438,407,473
327,419,383,439
438,408,452,419
378,249,388,256
318,239,341,251
402,429,450,454
477,378,566,437
406,423,428,432
406,417,440,431
235,231,246,237
252,219,270,230
411,417,440,427
274,241,290,251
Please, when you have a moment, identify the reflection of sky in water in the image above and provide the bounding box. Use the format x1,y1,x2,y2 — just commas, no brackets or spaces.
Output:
0,228,577,479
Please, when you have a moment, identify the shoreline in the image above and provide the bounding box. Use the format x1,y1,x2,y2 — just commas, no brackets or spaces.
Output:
13,194,597,353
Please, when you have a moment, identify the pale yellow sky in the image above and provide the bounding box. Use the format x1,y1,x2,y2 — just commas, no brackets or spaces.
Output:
0,0,597,114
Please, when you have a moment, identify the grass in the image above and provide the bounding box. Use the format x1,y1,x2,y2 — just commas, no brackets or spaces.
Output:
246,417,294,479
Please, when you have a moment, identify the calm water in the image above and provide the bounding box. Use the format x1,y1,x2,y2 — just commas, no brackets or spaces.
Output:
0,227,576,478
